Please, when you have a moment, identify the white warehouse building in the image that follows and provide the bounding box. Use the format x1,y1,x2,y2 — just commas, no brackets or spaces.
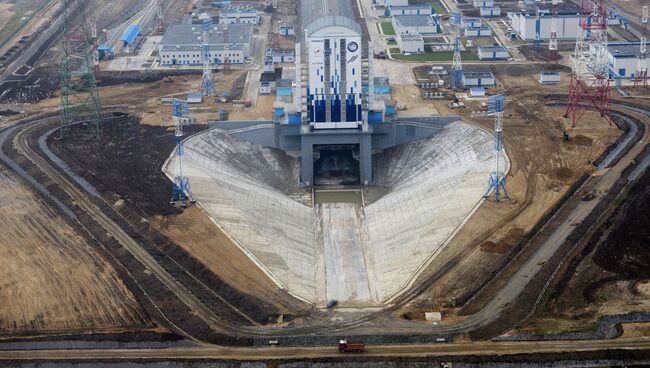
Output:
219,5,260,25
307,16,364,128
508,11,580,40
398,33,425,53
380,0,409,6
603,41,646,78
159,23,253,66
392,15,441,34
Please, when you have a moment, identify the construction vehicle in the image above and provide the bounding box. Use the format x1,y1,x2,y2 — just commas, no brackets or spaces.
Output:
374,50,387,59
338,339,365,353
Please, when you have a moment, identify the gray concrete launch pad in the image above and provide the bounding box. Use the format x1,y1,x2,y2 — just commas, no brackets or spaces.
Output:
164,121,505,306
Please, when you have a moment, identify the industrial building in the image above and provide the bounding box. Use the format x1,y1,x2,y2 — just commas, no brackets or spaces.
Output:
508,11,580,40
158,23,253,66
219,5,260,24
477,46,508,60
380,0,409,6
398,33,425,53
603,41,646,78
480,6,501,17
306,16,364,128
392,15,441,34
473,0,494,8
120,25,141,53
462,71,496,87
463,17,483,28
465,24,492,37
385,4,433,16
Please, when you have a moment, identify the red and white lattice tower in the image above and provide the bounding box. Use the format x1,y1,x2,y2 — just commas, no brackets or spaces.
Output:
564,0,612,127
633,37,647,89
546,0,561,66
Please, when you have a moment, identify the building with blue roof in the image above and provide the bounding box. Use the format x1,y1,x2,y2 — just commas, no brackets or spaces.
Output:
120,25,141,52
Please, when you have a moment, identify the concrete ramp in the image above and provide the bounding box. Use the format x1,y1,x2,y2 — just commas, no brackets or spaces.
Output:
165,122,500,305
317,203,377,304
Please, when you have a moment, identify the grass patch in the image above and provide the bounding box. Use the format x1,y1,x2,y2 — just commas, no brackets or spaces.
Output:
429,0,448,14
0,11,32,49
379,21,396,35
389,48,479,61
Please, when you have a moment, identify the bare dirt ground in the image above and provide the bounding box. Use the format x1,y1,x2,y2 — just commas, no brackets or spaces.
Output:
0,167,152,335
515,163,650,335
391,85,441,116
394,64,621,321
147,206,302,313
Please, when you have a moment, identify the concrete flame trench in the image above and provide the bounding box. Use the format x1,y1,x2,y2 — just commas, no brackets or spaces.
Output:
163,119,504,306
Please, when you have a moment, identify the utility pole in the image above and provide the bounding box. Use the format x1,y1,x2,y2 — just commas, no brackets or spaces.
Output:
201,20,216,97
59,0,103,139
169,99,196,207
450,11,463,90
534,7,541,50
222,23,231,74
546,0,560,66
483,95,509,202
633,37,647,89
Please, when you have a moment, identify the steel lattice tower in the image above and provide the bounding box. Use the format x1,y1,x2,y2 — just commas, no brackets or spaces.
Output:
546,0,561,66
534,7,541,50
564,0,612,128
59,0,103,139
643,6,648,28
633,37,647,89
169,99,196,207
201,21,216,97
450,11,463,90
222,23,231,74
483,95,509,202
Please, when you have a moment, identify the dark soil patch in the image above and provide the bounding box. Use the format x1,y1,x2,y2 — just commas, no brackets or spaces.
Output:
46,117,290,328
572,134,593,147
0,109,20,116
550,166,573,181
592,171,650,278
228,72,248,100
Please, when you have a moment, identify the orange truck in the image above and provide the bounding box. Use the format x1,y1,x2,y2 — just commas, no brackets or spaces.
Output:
338,339,365,353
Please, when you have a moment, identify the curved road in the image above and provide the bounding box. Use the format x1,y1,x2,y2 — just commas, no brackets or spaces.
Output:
0,98,647,347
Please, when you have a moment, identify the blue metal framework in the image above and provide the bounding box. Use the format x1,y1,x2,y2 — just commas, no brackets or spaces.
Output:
534,7,541,50
450,11,464,89
483,95,509,201
169,99,196,207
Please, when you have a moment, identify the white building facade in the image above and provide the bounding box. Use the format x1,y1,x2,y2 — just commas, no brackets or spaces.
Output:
603,41,645,78
159,24,253,66
307,16,364,128
398,33,425,53
219,5,260,25
508,11,580,40
392,15,440,34
381,0,409,6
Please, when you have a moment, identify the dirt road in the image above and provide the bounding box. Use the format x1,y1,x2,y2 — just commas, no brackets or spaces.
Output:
2,337,650,361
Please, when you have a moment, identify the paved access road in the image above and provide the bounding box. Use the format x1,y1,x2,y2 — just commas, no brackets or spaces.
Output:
2,337,650,361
